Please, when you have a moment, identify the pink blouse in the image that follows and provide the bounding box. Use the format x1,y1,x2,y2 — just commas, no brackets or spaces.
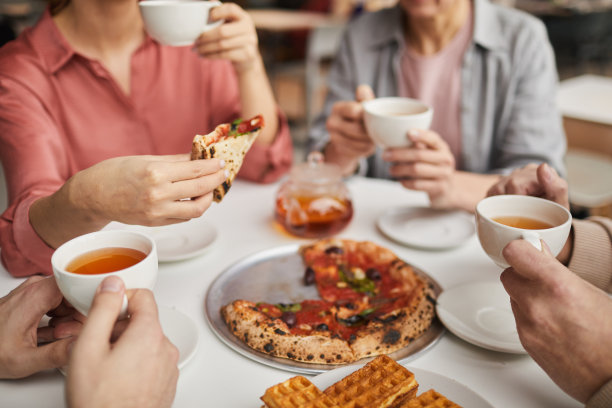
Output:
398,9,473,166
0,11,293,277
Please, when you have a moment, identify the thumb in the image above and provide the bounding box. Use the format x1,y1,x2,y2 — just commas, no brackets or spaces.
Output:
537,163,570,209
356,84,375,102
74,276,125,357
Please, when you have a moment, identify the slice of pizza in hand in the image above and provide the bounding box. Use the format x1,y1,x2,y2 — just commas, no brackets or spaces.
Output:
191,114,264,202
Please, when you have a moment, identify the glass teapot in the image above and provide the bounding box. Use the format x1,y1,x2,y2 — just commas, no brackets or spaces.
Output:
275,152,353,238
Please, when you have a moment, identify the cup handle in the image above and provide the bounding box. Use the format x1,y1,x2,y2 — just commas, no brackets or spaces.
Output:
521,231,542,251
118,294,129,320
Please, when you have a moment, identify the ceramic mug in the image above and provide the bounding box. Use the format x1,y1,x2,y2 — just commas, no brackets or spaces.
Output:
139,0,223,46
362,97,433,147
475,195,572,269
52,230,158,316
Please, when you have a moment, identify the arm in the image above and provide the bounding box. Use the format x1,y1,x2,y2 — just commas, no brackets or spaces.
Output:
0,77,228,276
195,3,292,182
66,277,178,408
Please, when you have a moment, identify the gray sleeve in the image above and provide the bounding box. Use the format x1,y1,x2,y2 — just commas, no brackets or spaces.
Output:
307,30,358,154
491,19,566,176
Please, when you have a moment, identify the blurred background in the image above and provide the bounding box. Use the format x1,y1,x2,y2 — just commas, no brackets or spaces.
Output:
0,0,611,217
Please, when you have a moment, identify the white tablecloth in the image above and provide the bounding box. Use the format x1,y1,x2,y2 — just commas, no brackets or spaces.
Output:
0,177,581,407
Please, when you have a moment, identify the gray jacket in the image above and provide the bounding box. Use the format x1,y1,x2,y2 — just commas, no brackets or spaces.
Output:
309,0,566,178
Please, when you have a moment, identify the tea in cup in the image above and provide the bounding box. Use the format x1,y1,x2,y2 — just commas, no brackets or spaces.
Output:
475,195,571,268
362,97,433,147
139,0,222,46
52,230,158,316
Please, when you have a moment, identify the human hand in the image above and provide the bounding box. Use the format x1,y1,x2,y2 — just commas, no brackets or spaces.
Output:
0,276,80,379
67,276,179,408
324,85,376,175
501,240,612,403
487,163,569,209
487,162,573,264
193,3,260,73
383,129,456,208
71,154,227,227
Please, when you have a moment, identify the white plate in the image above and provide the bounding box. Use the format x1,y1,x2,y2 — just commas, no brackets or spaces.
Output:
312,364,494,408
159,306,200,370
104,217,217,262
436,281,526,354
59,306,198,375
377,207,475,250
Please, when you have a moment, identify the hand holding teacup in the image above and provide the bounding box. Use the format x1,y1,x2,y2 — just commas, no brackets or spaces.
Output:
52,230,158,317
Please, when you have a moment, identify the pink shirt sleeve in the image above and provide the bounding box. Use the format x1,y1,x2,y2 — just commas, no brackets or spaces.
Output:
0,77,67,277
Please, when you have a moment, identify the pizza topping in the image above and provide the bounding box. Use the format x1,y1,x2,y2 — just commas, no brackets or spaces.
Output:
281,311,297,327
366,267,382,281
277,303,301,313
324,246,344,255
303,267,315,285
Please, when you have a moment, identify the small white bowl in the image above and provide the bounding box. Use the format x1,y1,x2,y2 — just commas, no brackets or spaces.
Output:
362,97,433,147
139,0,222,47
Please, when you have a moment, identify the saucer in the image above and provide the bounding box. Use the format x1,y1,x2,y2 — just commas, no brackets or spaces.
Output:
159,306,200,369
59,306,198,376
436,281,526,354
104,217,217,262
377,207,475,249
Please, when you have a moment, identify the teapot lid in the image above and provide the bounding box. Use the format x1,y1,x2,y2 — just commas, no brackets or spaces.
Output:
290,152,343,185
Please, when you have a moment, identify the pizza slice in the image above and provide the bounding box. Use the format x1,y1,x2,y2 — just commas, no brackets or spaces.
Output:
191,114,264,202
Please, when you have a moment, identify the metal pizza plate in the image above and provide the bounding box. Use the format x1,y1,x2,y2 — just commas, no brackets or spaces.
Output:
204,244,445,375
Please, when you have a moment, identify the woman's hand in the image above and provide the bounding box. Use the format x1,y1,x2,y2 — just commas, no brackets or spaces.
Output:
30,154,227,249
72,154,227,226
193,3,260,73
383,129,457,207
324,85,376,176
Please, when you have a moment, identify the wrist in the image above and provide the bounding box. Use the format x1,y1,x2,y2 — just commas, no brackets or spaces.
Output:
234,53,265,76
324,142,359,176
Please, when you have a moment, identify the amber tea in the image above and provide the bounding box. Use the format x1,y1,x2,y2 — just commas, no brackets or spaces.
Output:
66,247,147,275
492,216,554,230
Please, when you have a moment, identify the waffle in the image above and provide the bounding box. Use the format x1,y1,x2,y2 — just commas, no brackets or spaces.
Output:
323,355,418,408
261,376,337,408
399,389,462,408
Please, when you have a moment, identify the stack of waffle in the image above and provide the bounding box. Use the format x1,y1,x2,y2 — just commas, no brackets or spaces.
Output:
261,356,462,408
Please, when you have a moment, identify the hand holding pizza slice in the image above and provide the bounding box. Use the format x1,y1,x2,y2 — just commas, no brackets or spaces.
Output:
191,115,264,202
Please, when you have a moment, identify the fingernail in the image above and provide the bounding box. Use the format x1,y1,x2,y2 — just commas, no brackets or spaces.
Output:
100,276,123,293
408,129,419,137
224,169,230,179
219,159,226,168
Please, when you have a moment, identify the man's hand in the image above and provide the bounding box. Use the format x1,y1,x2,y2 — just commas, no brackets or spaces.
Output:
501,240,612,403
0,276,79,379
67,276,179,408
324,85,376,175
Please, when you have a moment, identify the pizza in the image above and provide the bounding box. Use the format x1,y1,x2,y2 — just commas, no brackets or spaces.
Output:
221,239,436,364
191,114,263,202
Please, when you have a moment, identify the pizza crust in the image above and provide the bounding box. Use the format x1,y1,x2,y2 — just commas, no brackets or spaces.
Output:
191,117,262,202
222,300,355,364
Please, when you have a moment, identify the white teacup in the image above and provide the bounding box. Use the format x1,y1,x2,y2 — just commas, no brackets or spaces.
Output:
475,195,572,269
362,97,433,147
139,0,222,46
52,230,158,316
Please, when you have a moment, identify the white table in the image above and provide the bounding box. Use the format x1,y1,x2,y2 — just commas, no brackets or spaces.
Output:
0,177,581,407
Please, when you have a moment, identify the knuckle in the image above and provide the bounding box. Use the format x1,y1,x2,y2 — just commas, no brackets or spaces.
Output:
143,164,164,185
